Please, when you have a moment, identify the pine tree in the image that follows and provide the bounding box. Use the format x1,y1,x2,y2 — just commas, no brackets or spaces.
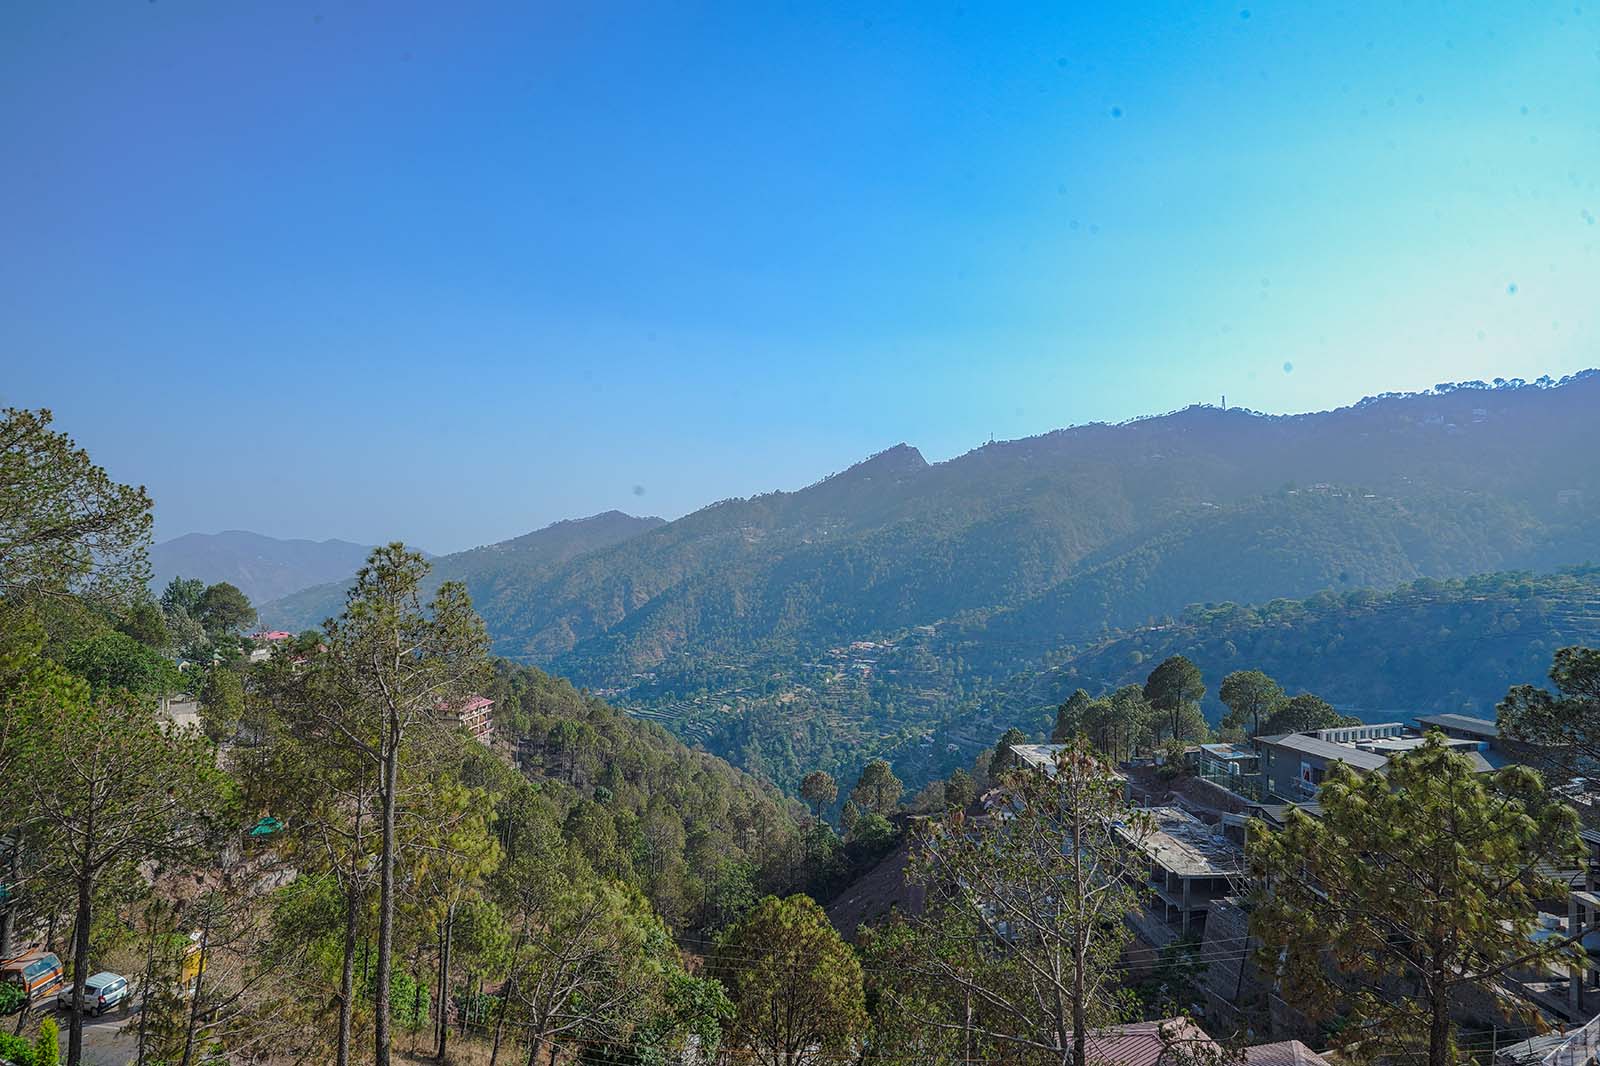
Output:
1249,735,1584,1066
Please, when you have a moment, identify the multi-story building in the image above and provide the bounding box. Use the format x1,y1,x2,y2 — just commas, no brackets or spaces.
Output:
439,695,495,744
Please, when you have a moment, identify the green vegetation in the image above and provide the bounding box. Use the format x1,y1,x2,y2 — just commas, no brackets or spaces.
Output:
0,407,810,1066
8,399,1600,1066
1020,566,1600,732
711,894,867,1065
1498,645,1600,783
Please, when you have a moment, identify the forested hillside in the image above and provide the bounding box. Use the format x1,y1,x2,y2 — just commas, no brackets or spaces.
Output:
0,406,864,1066
478,659,806,932
995,566,1600,732
275,374,1600,794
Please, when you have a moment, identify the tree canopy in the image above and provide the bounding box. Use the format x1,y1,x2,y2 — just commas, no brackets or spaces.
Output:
1218,669,1284,737
711,894,867,1066
0,407,152,603
850,759,903,816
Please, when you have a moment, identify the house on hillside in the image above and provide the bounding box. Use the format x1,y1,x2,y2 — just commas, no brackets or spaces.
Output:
1255,722,1497,803
1196,743,1260,791
1255,732,1392,802
438,695,495,744
1008,743,1130,799
1415,712,1510,757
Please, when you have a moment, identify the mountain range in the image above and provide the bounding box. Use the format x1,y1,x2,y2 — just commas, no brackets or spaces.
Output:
150,530,388,605
262,511,666,629
257,372,1600,792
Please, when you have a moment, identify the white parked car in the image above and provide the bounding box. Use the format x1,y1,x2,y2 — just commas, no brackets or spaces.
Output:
57,971,130,1015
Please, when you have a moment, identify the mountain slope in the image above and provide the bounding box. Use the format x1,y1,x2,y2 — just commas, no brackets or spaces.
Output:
513,374,1600,680
150,531,382,604
992,565,1600,730
280,373,1600,793
482,658,802,932
260,510,666,631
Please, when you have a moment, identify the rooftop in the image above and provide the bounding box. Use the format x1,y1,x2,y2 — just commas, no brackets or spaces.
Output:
1256,732,1391,772
1199,743,1257,761
1067,1018,1218,1066
1245,1040,1334,1066
439,695,495,715
1123,806,1244,878
1417,712,1500,738
1010,743,1125,780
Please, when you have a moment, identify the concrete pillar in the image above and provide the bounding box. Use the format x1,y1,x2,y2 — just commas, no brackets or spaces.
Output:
1181,878,1192,938
1572,893,1585,1013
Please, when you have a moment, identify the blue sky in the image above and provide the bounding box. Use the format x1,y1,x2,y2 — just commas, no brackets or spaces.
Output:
4,2,1597,553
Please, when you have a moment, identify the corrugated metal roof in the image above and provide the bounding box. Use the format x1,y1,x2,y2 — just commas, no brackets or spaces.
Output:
1067,1019,1218,1066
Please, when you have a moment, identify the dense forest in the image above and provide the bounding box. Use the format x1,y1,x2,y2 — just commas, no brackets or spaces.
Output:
0,406,914,1066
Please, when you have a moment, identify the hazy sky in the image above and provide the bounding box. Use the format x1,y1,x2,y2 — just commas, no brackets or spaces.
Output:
5,3,1597,553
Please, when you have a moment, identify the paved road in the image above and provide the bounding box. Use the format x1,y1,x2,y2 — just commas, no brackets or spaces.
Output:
40,1003,140,1066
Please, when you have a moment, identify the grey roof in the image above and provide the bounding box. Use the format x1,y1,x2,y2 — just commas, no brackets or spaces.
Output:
1120,806,1243,877
1255,732,1390,771
1417,712,1499,738
1248,801,1324,826
1200,743,1256,760
1010,743,1126,780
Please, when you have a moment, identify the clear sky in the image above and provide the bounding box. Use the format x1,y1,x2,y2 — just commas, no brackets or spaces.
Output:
4,2,1597,553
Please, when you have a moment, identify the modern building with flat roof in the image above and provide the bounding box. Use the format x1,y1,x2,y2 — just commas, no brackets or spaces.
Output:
1255,732,1390,802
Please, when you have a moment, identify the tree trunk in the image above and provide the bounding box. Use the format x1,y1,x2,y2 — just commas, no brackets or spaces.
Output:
963,987,975,1066
489,919,528,1066
1428,972,1451,1066
1072,932,1087,1066
437,905,454,1061
67,857,93,1066
135,913,158,1066
336,876,360,1066
1071,804,1088,1066
0,839,17,960
375,719,400,1066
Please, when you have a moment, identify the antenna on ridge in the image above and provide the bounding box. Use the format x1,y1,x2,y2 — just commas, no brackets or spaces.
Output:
1221,394,1227,411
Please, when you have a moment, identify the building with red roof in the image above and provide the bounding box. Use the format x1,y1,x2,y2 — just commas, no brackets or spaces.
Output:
438,695,495,744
